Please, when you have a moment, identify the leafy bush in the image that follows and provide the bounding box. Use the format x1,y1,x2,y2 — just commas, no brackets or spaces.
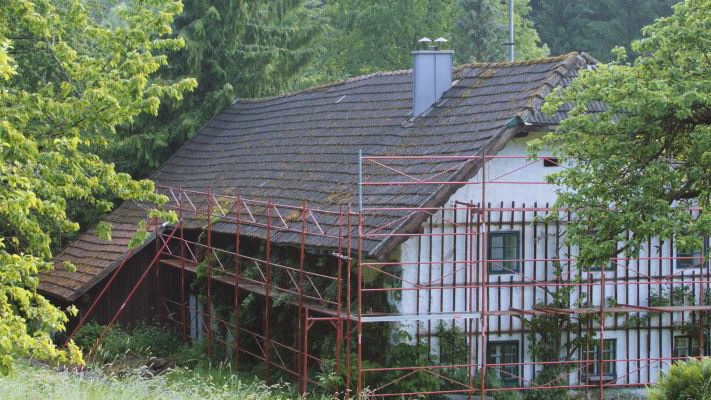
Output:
648,358,711,400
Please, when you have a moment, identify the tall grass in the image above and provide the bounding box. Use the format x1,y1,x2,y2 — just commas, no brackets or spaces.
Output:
0,361,324,400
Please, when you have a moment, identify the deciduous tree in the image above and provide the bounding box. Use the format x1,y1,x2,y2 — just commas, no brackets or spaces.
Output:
536,0,711,266
0,0,194,373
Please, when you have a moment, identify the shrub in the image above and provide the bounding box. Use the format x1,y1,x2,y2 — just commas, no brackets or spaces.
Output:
648,358,711,400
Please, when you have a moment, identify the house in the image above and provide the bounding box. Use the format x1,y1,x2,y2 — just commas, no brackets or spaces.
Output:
39,49,709,397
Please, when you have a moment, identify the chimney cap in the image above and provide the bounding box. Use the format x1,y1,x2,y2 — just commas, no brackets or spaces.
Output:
434,37,448,44
418,37,432,44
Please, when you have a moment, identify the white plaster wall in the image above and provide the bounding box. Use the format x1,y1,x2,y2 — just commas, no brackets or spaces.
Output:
395,132,709,387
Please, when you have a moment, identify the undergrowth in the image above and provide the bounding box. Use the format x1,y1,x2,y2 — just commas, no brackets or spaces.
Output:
0,361,316,400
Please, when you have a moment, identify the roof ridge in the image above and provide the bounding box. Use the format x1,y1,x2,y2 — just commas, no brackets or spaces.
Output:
235,53,582,105
235,69,412,104
460,52,580,69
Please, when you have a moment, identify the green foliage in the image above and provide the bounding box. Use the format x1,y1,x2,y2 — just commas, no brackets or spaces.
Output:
0,360,319,400
535,0,711,268
453,0,504,63
437,322,468,366
112,0,322,177
295,0,457,86
0,0,194,374
507,0,550,61
530,0,676,62
73,323,184,363
522,367,569,400
517,265,594,400
450,0,552,64
648,358,711,400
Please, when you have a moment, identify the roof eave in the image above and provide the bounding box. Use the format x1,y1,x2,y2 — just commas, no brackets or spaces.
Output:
40,230,161,303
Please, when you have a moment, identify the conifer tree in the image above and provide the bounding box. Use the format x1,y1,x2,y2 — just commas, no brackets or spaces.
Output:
453,0,505,63
113,0,322,177
530,0,676,62
297,0,457,84
454,0,549,63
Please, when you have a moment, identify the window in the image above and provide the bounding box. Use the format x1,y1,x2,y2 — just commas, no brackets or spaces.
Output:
674,336,704,358
581,339,616,382
488,231,520,274
586,260,615,272
543,157,560,167
677,241,705,269
487,341,520,387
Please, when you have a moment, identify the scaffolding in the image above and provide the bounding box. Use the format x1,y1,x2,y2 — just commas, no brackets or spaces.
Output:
72,154,711,399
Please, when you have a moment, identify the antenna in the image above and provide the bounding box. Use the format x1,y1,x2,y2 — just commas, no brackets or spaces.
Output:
508,0,514,61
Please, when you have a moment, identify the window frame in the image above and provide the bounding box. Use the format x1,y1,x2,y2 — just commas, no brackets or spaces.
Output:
581,339,616,383
487,340,520,388
488,231,521,275
676,238,707,269
586,261,615,272
674,335,705,358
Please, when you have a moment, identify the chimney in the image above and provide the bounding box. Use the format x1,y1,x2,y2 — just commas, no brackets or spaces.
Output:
412,37,453,117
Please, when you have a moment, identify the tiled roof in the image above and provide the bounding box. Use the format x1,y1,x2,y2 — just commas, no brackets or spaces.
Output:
39,52,594,302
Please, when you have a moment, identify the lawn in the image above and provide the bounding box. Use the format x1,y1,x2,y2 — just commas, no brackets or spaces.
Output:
0,361,317,400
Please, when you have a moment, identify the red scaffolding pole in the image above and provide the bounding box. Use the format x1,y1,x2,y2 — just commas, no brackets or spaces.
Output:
75,153,711,399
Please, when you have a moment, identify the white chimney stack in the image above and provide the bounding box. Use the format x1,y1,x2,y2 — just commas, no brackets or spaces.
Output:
412,39,453,117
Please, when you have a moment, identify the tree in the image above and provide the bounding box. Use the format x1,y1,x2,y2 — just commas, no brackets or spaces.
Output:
530,0,677,62
508,0,549,61
297,0,457,83
453,0,504,63
0,0,194,373
454,0,549,63
534,0,711,267
112,0,322,178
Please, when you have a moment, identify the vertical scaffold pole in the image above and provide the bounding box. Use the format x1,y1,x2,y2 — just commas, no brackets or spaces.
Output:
598,270,606,400
480,155,488,400
336,206,343,373
357,200,364,395
179,187,187,341
234,196,242,369
155,215,162,324
467,204,476,400
265,199,273,384
303,308,310,394
298,202,307,394
206,188,213,357
358,150,363,212
345,205,353,396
